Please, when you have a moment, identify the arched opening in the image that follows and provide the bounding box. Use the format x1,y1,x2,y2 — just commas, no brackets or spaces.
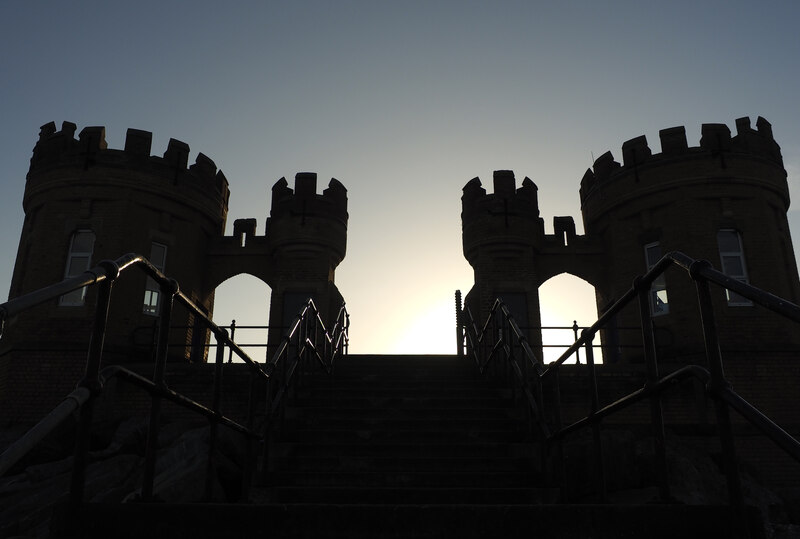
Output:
211,273,272,363
539,273,603,364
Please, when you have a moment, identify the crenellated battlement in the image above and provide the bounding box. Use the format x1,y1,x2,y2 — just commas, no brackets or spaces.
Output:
579,116,784,205
461,170,548,270
462,170,540,222
269,172,348,226
28,121,230,206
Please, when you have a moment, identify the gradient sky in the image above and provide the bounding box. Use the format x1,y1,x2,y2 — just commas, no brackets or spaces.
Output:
2,2,799,357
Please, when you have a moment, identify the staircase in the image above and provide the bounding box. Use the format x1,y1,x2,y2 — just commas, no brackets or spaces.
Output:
75,354,765,538
258,354,552,507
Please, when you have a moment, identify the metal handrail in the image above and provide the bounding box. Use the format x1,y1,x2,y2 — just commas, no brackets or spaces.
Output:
459,250,800,514
462,300,549,437
0,252,349,515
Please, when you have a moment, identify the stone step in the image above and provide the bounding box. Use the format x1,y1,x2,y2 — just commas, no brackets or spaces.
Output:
285,406,523,421
292,384,512,404
294,381,509,392
262,470,543,488
256,486,560,504
289,396,515,408
73,503,766,539
279,427,528,443
282,414,528,432
271,441,539,459
333,354,464,366
270,455,537,473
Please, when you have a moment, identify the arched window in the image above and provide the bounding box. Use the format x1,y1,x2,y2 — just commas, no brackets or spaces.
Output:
717,229,752,306
644,242,669,315
59,230,95,306
143,242,168,315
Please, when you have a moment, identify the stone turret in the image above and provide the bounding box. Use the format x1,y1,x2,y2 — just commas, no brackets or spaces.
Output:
9,122,230,365
461,171,547,354
580,116,799,362
265,173,348,345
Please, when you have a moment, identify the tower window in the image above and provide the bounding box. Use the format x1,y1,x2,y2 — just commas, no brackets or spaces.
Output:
59,230,95,306
644,242,669,315
717,229,752,306
143,243,167,315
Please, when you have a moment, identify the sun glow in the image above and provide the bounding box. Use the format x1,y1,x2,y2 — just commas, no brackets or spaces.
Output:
389,297,458,355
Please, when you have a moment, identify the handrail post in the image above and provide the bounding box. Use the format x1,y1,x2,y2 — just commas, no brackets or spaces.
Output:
572,321,581,364
69,260,119,517
140,278,179,501
636,278,670,501
584,330,606,502
227,320,236,364
205,327,227,501
455,290,464,358
345,312,350,356
691,261,745,510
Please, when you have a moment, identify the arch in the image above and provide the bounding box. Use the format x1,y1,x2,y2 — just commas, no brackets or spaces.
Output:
204,248,273,293
538,272,603,364
537,258,603,291
211,272,272,363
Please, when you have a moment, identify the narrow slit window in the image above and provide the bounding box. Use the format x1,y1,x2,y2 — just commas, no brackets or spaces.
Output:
644,242,668,315
143,243,167,315
59,230,96,306
717,230,752,306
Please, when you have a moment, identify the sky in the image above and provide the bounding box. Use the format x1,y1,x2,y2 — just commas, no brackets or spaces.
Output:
1,1,799,357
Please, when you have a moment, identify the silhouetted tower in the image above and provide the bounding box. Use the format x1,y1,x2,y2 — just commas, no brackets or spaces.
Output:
461,170,604,360
580,116,800,362
265,173,348,346
6,122,230,364
462,171,546,353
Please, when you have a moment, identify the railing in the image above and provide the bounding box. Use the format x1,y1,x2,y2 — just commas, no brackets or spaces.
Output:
0,253,348,520
458,251,800,515
132,321,289,363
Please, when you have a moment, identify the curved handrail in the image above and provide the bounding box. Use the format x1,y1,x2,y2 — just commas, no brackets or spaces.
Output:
541,251,800,376
460,250,800,508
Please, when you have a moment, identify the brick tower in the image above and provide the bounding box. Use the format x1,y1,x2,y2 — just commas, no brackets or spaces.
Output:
579,116,800,362
6,122,230,363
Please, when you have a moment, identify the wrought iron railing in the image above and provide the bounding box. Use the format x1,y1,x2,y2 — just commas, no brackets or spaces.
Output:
0,253,348,520
457,251,800,514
